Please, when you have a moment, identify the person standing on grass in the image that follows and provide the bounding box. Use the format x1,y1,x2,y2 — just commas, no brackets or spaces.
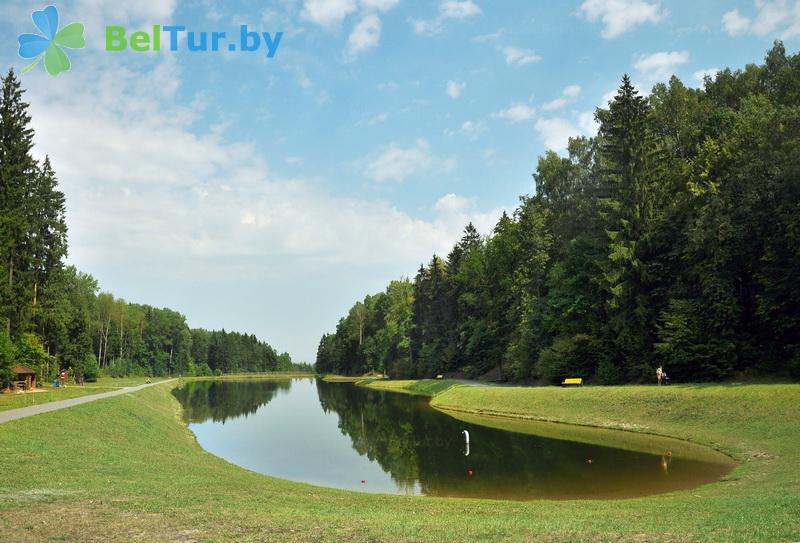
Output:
656,366,663,386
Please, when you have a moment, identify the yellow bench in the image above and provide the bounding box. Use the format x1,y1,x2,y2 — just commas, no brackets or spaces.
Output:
561,377,583,386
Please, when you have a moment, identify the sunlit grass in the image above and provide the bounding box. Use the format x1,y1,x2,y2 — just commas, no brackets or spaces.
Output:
0,376,164,412
0,380,797,542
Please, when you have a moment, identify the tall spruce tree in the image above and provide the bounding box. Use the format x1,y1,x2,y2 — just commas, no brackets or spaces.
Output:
0,68,37,336
596,74,660,380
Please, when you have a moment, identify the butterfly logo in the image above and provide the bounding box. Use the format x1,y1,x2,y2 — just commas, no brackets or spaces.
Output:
18,5,85,76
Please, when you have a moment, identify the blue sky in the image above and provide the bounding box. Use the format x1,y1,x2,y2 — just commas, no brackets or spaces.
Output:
0,0,797,362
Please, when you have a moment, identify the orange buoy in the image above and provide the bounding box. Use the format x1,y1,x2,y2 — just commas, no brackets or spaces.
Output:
666,451,673,457
467,469,474,476
586,459,593,464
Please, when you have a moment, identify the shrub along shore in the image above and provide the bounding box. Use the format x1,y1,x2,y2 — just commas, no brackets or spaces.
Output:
0,377,797,542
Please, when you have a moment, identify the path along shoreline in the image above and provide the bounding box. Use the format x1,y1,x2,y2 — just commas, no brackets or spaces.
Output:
0,379,176,424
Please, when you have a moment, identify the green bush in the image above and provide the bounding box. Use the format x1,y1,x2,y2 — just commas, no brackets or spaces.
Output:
106,358,128,378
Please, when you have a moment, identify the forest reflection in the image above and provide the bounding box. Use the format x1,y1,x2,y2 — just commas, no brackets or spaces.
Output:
174,379,291,424
175,379,733,499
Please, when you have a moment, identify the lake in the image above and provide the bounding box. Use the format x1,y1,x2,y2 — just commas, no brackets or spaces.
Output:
173,378,734,500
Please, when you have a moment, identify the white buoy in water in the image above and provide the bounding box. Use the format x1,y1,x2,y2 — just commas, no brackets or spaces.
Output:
462,429,470,444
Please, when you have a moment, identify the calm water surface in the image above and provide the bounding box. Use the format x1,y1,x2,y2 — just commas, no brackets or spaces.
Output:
173,378,733,500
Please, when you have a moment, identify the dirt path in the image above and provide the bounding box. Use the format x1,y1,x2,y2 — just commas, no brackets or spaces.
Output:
0,379,176,424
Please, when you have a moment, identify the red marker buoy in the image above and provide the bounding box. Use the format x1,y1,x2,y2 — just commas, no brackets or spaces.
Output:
467,469,474,476
586,459,593,465
361,480,366,484
666,450,672,457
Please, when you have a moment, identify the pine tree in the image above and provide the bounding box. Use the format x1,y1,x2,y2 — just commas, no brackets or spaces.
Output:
596,74,660,379
28,156,67,310
0,68,37,336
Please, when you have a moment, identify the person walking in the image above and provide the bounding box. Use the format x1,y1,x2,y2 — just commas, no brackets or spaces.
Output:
656,366,663,386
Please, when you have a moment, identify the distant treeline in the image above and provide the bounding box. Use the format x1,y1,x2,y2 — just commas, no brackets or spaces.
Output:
317,42,800,384
0,68,305,385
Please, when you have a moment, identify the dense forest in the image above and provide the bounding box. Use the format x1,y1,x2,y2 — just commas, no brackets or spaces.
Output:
317,42,800,384
0,68,307,386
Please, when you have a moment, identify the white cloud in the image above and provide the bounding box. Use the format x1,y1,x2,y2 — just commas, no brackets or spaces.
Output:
433,194,507,239
346,14,382,58
364,139,455,182
410,0,482,35
579,0,667,38
298,0,399,59
409,18,441,35
602,88,618,105
301,0,358,26
491,103,536,123
535,111,598,153
577,111,599,135
722,9,751,35
377,80,399,91
535,118,578,152
23,55,504,362
435,193,473,214
359,0,401,11
446,80,466,99
446,120,486,140
472,29,505,42
503,46,541,66
441,0,482,18
563,84,582,98
542,98,568,111
693,67,720,83
634,51,690,82
542,84,582,111
0,0,179,48
358,112,390,126
722,2,800,39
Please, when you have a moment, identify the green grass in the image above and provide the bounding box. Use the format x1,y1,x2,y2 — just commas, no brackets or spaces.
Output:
94,376,168,387
0,380,798,542
0,375,310,413
0,376,162,412
406,379,460,396
322,374,369,382
363,378,460,396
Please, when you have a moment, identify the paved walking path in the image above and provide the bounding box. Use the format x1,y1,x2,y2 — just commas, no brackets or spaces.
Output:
0,379,176,424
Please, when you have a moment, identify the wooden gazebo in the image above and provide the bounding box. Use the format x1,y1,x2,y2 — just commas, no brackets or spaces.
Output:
11,365,36,391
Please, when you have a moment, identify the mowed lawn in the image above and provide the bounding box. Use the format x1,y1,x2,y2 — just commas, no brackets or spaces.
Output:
0,377,163,412
0,380,798,542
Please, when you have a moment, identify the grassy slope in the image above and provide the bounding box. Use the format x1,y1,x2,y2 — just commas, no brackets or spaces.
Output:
0,381,797,542
364,378,459,396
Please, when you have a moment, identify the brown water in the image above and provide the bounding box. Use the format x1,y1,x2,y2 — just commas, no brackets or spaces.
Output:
173,378,734,500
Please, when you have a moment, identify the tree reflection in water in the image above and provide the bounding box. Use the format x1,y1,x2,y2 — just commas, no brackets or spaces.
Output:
174,379,733,499
174,379,291,424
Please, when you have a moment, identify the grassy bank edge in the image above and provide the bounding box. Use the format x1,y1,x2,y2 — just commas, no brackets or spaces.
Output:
1,377,798,542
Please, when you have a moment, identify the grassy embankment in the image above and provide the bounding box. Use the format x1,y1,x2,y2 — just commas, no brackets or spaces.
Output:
0,374,316,413
0,377,798,542
0,376,165,412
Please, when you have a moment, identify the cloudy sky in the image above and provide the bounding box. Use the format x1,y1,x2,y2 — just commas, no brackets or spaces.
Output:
0,0,797,362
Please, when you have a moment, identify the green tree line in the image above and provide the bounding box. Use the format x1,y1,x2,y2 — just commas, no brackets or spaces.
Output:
0,68,303,387
317,43,800,384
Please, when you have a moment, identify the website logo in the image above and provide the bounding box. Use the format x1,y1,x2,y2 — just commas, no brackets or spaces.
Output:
105,25,283,58
18,5,85,76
